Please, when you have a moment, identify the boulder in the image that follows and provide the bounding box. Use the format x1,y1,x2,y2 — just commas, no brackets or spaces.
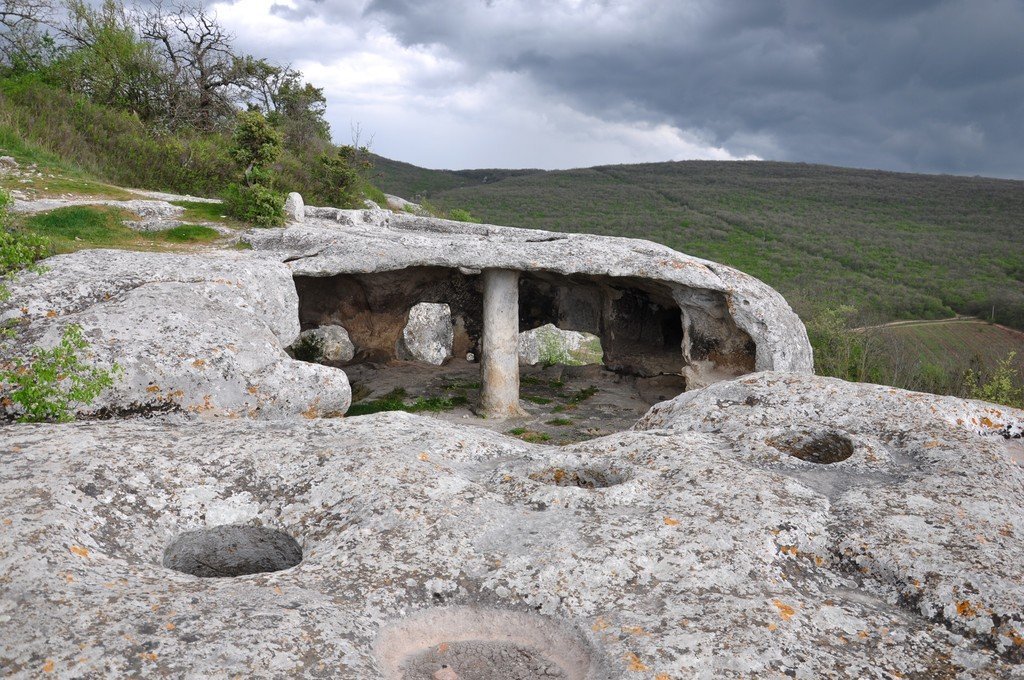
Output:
292,325,355,364
396,302,453,365
0,249,350,419
0,155,18,169
518,323,603,366
1,373,1022,677
284,192,305,222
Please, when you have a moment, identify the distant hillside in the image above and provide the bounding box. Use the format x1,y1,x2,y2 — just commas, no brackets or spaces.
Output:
370,154,543,198
376,158,1024,329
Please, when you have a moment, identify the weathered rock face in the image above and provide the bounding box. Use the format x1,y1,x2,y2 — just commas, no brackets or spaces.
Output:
284,192,305,222
396,302,454,365
292,325,356,364
0,249,350,419
518,323,603,366
246,210,813,389
2,373,1021,677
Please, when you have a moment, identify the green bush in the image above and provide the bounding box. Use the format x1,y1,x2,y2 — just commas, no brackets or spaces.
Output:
222,181,284,227
1,324,119,422
965,351,1024,408
0,190,52,299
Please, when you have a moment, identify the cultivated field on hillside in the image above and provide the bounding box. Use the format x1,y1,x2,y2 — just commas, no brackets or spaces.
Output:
375,160,1024,330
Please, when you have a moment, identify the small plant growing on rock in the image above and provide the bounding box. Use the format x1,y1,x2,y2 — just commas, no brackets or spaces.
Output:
1,324,120,422
290,333,324,363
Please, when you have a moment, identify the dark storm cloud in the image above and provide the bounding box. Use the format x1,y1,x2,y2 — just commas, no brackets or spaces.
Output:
264,0,1024,176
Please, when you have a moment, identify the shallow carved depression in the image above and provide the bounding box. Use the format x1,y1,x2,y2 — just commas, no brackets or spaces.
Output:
769,431,855,464
374,607,602,680
162,524,303,578
528,465,630,489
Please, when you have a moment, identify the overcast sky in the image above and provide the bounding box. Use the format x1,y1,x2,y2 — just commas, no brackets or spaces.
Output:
212,0,1024,177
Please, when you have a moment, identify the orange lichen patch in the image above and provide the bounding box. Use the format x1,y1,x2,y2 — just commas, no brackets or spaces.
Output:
773,600,796,621
779,545,798,556
45,310,57,318
924,441,941,449
145,385,161,393
301,402,319,419
621,625,649,636
247,385,259,395
437,642,449,653
980,417,996,428
956,600,980,618
624,652,650,672
591,617,610,632
1007,631,1024,646
814,555,824,566
139,652,157,662
418,453,430,462
656,674,671,680
42,659,54,673
69,545,89,558
191,359,206,368
64,572,74,583
663,517,680,526
2,518,11,526
273,586,283,595
165,622,175,631
767,623,778,631
857,631,869,640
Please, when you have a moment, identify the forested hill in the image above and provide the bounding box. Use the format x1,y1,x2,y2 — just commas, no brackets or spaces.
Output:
372,158,1024,329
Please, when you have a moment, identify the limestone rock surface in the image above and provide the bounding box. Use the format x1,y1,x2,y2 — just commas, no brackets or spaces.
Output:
244,210,813,381
396,302,454,365
0,249,350,419
293,325,355,364
284,192,305,222
1,373,1022,678
518,323,603,366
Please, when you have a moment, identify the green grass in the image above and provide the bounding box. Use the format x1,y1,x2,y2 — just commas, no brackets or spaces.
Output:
523,395,552,405
20,206,139,251
567,386,599,404
507,427,551,443
346,388,469,416
170,201,227,223
546,418,573,426
158,224,220,243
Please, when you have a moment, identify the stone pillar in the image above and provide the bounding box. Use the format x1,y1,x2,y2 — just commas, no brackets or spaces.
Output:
480,269,527,418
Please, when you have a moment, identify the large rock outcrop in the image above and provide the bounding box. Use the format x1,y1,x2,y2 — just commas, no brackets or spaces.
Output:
246,209,813,388
0,249,350,419
1,373,1021,677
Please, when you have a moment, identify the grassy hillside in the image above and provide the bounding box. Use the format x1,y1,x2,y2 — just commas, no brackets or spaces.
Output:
378,160,1024,329
370,154,542,198
863,319,1024,395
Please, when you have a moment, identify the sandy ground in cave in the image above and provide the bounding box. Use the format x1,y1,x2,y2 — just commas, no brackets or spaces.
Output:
343,359,687,445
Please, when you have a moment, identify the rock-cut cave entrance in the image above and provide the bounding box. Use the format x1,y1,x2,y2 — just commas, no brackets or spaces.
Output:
292,266,755,442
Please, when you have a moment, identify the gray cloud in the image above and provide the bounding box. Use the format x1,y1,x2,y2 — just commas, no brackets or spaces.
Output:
230,0,1024,177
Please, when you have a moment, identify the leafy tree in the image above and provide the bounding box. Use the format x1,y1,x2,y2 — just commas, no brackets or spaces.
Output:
223,109,284,225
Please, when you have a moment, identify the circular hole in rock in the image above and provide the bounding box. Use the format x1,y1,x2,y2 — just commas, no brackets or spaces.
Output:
402,640,567,679
770,431,855,464
375,607,601,680
528,465,629,489
162,524,302,578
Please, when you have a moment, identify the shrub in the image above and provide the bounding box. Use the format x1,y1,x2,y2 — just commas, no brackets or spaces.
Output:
1,324,120,422
222,181,283,227
965,351,1024,408
447,208,480,223
0,189,52,299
